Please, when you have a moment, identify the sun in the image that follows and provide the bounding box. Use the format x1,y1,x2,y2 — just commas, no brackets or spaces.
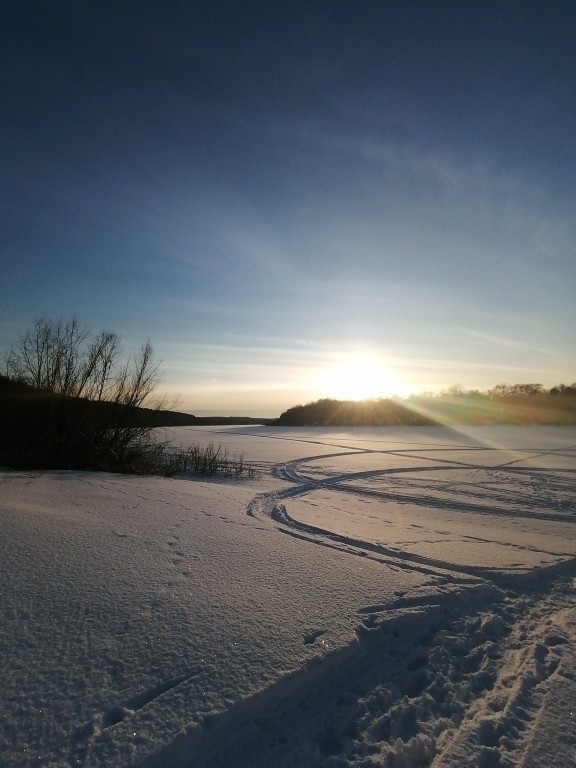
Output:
321,353,399,401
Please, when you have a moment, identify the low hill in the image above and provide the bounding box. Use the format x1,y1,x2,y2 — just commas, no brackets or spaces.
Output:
273,398,436,427
274,385,576,427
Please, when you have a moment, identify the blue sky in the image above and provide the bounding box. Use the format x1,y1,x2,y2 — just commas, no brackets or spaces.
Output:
1,1,575,414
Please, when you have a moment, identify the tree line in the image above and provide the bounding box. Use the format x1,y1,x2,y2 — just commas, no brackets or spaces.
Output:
274,384,576,427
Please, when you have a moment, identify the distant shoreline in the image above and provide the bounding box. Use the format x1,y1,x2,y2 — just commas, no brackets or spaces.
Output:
181,409,281,419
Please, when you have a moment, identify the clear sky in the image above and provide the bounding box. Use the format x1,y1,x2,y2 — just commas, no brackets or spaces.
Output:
1,1,575,415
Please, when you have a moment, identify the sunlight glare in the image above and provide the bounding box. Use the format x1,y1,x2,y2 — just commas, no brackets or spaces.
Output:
320,353,403,400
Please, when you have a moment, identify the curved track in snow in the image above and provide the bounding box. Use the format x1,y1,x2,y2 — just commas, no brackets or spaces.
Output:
247,442,576,586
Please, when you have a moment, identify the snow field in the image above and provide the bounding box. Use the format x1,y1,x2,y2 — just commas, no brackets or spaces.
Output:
1,426,575,766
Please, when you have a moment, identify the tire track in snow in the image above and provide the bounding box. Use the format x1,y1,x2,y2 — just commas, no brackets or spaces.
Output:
225,440,576,765
273,448,576,520
246,446,576,586
115,436,575,766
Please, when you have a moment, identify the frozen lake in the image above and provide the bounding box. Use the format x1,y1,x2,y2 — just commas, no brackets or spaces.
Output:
165,425,576,579
1,426,576,767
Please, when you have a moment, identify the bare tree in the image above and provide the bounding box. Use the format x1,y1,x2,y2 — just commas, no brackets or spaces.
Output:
110,339,162,408
80,331,121,401
5,317,160,408
6,316,89,394
3,316,166,472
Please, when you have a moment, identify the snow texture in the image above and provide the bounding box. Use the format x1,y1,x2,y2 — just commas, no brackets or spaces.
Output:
1,426,576,767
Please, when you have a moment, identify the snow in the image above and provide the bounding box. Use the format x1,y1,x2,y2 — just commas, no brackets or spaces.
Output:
1,426,576,767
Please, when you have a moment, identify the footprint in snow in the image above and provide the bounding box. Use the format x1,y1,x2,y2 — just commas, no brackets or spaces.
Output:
304,628,328,645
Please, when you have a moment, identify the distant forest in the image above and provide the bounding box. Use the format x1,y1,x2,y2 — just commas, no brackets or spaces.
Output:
273,383,576,427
